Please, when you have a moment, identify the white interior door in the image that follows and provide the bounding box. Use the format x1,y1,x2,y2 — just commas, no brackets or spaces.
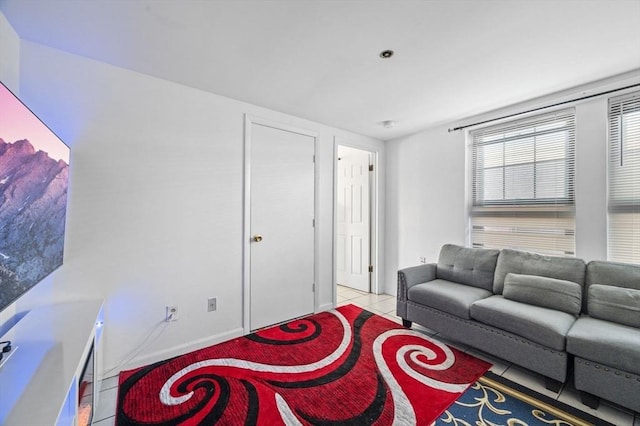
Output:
249,122,315,330
336,145,371,293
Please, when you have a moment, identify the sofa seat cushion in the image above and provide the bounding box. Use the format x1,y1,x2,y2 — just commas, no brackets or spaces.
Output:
567,316,640,374
470,295,576,351
407,279,492,320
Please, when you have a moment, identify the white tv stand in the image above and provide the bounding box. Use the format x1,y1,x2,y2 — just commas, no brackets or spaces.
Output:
0,300,103,426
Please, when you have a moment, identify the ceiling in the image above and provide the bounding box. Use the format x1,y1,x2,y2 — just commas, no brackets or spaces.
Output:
1,0,639,140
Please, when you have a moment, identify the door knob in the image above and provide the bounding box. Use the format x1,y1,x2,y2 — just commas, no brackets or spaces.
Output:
253,234,263,242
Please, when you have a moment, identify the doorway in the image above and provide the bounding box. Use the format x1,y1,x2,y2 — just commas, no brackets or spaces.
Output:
244,116,317,332
335,144,376,294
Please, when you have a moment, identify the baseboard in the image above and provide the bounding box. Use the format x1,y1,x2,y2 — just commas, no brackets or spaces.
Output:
115,327,245,373
319,302,334,312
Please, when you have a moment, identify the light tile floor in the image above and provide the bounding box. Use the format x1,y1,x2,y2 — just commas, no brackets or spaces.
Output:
92,285,640,425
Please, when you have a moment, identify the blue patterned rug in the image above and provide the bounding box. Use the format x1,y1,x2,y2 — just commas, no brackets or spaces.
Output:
437,372,614,426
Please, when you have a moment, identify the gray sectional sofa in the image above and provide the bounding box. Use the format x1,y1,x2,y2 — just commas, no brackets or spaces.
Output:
396,244,640,413
567,260,640,412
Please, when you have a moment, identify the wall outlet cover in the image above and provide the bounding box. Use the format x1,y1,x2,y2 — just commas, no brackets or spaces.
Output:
207,297,217,312
166,305,178,321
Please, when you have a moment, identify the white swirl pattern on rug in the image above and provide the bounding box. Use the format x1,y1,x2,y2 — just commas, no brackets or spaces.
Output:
373,329,471,425
275,394,304,426
159,310,351,406
159,310,473,425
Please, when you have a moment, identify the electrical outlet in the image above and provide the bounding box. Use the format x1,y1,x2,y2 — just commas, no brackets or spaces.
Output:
166,305,178,322
207,297,217,312
419,257,427,264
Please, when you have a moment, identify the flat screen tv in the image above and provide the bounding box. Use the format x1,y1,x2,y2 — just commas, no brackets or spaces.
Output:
0,81,70,312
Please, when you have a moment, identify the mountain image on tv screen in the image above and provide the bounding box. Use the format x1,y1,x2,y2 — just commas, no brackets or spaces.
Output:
0,82,70,312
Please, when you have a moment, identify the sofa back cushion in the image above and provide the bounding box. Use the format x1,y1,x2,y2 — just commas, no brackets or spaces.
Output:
584,260,640,313
436,244,500,291
588,284,640,328
503,273,582,316
586,261,640,289
493,249,586,295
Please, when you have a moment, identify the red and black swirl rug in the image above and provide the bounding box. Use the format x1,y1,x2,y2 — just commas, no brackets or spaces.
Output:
116,304,490,425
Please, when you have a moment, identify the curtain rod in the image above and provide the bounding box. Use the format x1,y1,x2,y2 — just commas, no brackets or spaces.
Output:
448,82,640,133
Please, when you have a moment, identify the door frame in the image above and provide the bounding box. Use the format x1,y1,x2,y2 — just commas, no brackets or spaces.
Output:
243,115,319,334
333,138,380,300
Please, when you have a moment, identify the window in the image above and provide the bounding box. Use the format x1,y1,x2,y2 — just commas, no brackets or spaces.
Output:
470,109,576,256
608,92,640,264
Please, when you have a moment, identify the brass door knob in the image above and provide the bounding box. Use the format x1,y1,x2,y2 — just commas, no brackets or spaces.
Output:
253,234,263,242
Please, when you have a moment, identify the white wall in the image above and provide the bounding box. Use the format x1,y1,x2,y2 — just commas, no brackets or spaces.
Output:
8,39,383,374
384,71,640,296
0,10,20,336
384,125,465,295
575,100,608,262
0,10,19,92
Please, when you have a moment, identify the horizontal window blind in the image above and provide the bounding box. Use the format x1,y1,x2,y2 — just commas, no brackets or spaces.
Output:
608,91,640,264
470,109,576,256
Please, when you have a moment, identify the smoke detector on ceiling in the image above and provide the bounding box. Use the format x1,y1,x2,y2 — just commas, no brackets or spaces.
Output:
379,50,394,59
382,120,396,128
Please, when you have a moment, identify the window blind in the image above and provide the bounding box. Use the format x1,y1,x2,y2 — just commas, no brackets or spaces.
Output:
470,108,576,256
608,91,640,264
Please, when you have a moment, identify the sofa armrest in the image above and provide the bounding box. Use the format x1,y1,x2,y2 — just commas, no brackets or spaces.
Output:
397,263,437,318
